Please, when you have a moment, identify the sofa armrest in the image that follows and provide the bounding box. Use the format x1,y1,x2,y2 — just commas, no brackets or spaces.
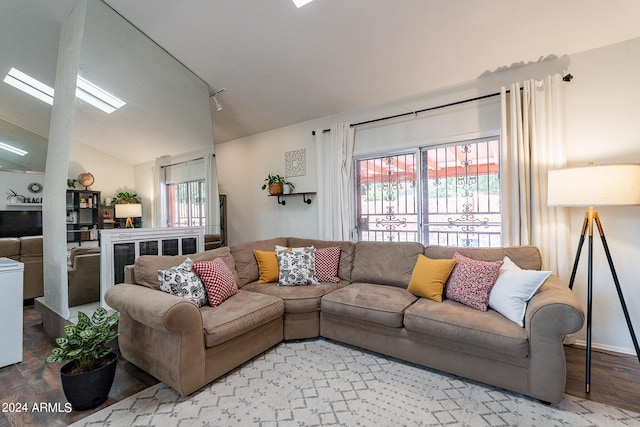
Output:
525,276,584,335
105,283,205,395
525,275,584,402
105,283,203,334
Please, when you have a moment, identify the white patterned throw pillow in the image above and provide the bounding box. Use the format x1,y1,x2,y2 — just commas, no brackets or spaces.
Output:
277,247,319,286
158,258,208,307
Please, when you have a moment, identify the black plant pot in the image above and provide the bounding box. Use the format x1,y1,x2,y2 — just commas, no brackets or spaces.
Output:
60,353,118,411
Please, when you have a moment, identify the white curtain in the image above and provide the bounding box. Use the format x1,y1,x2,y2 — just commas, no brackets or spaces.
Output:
501,74,571,278
315,123,355,241
152,156,170,228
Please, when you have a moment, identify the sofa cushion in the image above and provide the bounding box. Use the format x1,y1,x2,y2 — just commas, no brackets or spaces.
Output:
69,246,100,265
287,238,355,282
158,258,207,307
134,246,238,290
200,290,284,347
192,257,239,307
407,254,457,302
19,235,43,260
277,247,319,286
243,280,348,313
351,241,424,288
404,298,529,358
321,283,418,328
230,238,288,287
445,253,503,311
0,238,20,259
425,245,542,271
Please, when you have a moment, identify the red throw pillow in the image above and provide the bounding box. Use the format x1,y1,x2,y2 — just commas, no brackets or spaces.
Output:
315,246,341,283
192,258,238,307
445,252,503,311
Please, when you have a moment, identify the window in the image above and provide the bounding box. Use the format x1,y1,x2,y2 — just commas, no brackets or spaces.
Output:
167,180,206,227
355,137,501,247
422,139,501,247
355,153,419,242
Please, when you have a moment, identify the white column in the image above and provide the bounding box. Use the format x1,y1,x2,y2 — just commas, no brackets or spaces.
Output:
42,0,87,320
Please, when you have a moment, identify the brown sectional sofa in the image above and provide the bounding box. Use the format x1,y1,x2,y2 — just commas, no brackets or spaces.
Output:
0,236,43,299
105,237,585,403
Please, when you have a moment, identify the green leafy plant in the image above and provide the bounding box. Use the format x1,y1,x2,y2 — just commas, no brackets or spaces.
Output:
45,307,119,373
261,174,294,191
108,191,141,205
67,178,78,189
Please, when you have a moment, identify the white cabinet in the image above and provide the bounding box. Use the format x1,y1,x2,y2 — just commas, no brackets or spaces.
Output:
0,257,24,367
99,227,204,307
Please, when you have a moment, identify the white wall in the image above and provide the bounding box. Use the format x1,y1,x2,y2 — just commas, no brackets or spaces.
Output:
0,171,45,210
216,37,640,354
69,139,135,203
564,37,640,354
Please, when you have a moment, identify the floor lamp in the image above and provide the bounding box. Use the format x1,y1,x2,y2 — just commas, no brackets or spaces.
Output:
548,163,640,393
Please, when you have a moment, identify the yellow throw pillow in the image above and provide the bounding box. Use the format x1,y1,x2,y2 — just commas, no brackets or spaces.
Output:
253,250,279,283
407,254,457,302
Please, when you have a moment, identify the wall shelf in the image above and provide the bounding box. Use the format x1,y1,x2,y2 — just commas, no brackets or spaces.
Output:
270,192,316,206
6,202,42,207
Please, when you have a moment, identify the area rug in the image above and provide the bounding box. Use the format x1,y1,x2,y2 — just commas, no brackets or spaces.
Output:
71,339,640,426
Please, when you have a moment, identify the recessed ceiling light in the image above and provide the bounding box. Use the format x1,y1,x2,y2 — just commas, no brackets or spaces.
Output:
292,0,314,8
0,141,27,156
3,68,54,105
3,68,126,114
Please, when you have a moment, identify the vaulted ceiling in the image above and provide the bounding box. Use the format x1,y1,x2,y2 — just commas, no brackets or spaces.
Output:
104,0,640,143
2,0,640,167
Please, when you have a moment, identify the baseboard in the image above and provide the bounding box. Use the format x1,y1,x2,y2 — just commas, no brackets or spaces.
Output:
572,339,637,357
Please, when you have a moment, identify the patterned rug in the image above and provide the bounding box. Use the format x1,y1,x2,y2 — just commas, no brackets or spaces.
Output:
71,339,640,426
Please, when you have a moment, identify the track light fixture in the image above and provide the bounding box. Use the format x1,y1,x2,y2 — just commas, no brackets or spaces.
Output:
209,88,226,112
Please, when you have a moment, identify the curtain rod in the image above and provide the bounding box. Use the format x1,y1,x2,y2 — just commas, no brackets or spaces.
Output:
312,74,573,135
160,156,205,169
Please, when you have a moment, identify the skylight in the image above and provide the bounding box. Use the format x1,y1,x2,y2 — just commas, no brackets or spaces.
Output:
0,141,27,156
292,0,315,8
76,76,126,114
2,68,126,114
3,68,54,105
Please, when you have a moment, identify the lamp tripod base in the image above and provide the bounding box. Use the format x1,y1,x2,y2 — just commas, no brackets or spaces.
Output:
568,208,640,393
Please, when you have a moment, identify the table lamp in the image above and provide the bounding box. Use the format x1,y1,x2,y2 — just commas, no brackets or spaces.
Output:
548,163,640,393
115,203,142,228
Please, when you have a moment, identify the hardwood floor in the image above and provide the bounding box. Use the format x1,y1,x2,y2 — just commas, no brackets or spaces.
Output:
1,306,639,426
0,305,158,427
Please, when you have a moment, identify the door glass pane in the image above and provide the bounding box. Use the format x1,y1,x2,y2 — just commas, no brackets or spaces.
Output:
355,153,418,242
421,139,501,247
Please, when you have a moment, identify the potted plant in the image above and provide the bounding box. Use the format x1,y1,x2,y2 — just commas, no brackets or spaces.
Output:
6,189,24,204
67,178,78,189
45,307,119,411
261,174,295,195
109,191,141,205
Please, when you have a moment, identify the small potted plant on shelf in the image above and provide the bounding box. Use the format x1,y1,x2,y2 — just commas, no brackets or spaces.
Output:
6,189,24,204
67,178,78,189
45,307,119,411
261,174,295,195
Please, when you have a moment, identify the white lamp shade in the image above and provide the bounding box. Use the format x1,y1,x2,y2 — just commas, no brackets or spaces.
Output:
115,203,142,218
548,163,640,207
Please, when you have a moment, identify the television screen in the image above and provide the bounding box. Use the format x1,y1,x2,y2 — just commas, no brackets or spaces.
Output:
0,210,43,238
